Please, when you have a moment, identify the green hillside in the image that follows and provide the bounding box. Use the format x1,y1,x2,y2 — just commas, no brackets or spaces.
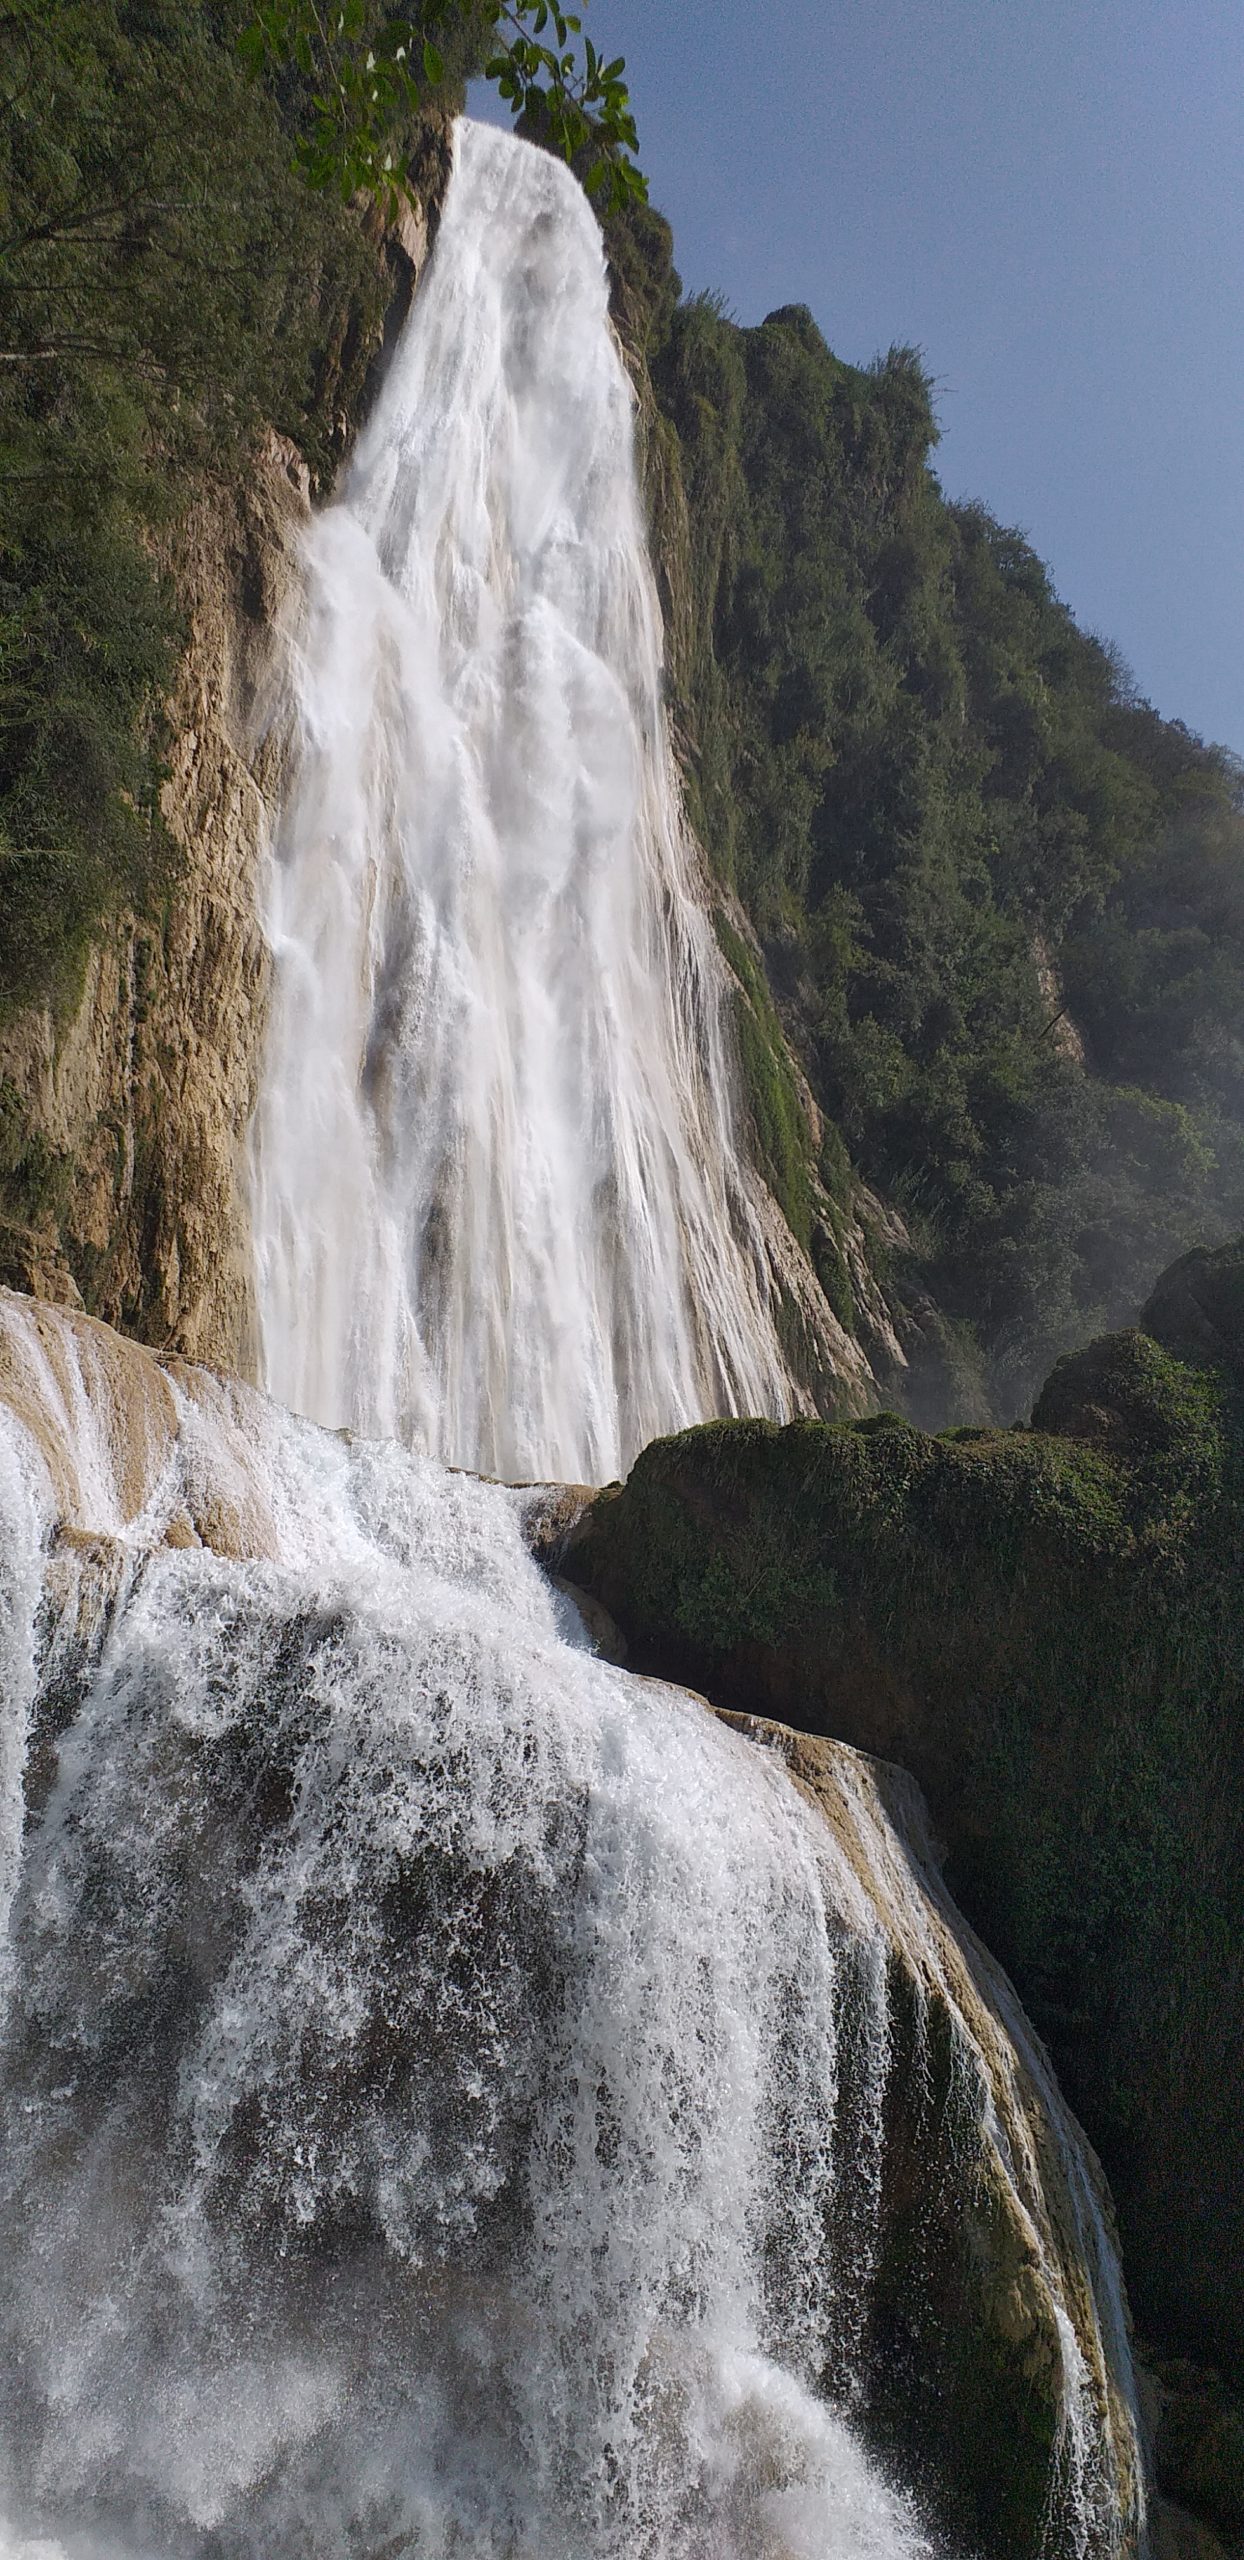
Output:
611,201,1244,1416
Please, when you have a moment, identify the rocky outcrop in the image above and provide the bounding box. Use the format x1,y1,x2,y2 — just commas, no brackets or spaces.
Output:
561,1237,1244,2493
708,1711,1146,2557
0,139,890,1435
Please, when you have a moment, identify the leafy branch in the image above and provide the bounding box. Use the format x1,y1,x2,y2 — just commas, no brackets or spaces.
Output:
238,0,644,210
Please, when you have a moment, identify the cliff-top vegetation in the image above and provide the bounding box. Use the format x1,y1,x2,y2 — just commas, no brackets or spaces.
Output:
0,0,635,1031
609,201,1244,1416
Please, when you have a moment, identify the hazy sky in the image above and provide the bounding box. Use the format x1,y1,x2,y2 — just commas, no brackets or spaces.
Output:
476,0,1243,753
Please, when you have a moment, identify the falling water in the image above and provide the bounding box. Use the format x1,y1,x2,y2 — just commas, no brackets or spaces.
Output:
0,99,1149,2560
0,1298,1145,2559
251,118,799,1482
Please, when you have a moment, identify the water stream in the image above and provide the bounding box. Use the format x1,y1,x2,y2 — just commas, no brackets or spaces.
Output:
0,1310,917,2558
251,119,797,1483
0,1299,1144,2558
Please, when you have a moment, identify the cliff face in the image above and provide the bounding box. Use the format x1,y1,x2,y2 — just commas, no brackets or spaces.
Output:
0,138,883,1434
0,191,444,1379
608,217,903,1421
0,434,307,1370
602,201,1244,1429
561,1236,1244,2549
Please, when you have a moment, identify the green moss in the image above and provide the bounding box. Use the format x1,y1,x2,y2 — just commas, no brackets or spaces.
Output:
713,911,815,1248
0,1079,73,1231
864,1973,1068,2557
567,1237,1244,2396
810,1214,856,1330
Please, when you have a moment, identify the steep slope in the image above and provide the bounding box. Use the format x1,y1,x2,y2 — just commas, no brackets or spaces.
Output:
603,199,1244,1424
6,42,1242,1431
0,2,448,1361
0,434,306,1360
562,1234,1244,2551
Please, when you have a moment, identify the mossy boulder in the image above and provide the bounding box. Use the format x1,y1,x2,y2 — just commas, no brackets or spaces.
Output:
564,1238,1244,2396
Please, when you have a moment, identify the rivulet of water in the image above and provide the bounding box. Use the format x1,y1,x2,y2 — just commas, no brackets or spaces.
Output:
250,118,798,1482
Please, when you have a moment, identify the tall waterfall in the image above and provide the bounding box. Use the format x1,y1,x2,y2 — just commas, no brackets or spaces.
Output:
0,1297,1145,2560
251,118,798,1484
0,102,1150,2560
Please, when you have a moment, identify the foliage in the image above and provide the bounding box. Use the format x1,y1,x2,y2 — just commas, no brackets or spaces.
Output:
0,0,640,1026
566,1236,1244,2397
239,0,643,208
610,231,1244,1412
0,0,397,1017
714,913,812,1249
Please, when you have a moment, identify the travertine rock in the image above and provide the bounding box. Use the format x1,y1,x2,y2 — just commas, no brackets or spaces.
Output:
0,431,309,1372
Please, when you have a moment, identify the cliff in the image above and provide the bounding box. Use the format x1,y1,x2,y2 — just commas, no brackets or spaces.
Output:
0,435,305,1365
561,1235,1244,2553
602,198,1244,1425
6,32,1244,1429
0,116,445,1371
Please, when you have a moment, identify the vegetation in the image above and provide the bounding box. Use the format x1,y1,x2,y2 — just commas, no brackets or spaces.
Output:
0,0,416,1018
6,9,1241,1412
606,208,1244,1413
565,1237,1244,2419
0,0,639,1034
241,0,642,207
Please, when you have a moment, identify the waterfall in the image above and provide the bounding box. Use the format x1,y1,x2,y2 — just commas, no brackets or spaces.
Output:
0,1296,1145,2559
0,96,1150,2560
250,118,801,1484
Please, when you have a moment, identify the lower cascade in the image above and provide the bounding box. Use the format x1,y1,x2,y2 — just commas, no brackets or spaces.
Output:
250,117,804,1485
0,1297,1145,2558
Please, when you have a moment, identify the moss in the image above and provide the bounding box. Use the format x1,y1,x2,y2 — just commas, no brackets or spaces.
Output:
0,1079,74,1233
714,911,815,1249
863,1973,1067,2557
811,1213,856,1330
567,1237,1244,2397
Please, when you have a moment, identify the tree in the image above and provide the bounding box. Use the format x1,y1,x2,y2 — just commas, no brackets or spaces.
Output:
237,0,645,208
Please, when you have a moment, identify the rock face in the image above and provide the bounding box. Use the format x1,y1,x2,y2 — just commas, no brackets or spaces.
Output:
562,1238,1244,2461
705,1712,1146,2558
0,174,447,1377
0,433,308,1368
0,136,891,1435
605,205,898,1425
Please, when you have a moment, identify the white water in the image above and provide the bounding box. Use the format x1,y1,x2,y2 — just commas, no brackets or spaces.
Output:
0,107,1147,2560
0,1328,928,2559
0,1300,1145,2559
251,118,796,1483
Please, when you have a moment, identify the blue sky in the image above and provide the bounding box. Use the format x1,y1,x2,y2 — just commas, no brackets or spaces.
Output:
476,0,1244,754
